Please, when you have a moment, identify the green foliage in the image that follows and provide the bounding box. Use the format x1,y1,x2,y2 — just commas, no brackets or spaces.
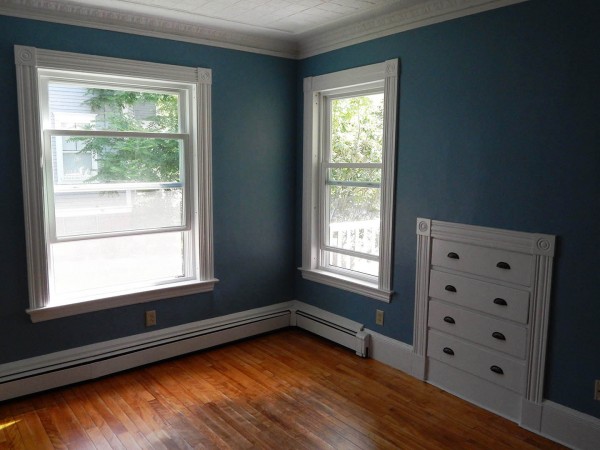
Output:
331,94,383,164
328,94,384,224
73,89,180,183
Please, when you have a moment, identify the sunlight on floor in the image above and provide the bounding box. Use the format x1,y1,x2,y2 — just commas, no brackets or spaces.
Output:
0,420,20,431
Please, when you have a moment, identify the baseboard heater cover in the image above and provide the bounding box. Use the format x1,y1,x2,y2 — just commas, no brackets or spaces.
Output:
292,304,369,357
0,308,291,401
0,301,370,401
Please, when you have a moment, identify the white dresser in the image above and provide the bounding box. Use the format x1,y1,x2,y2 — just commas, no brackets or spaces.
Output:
413,218,555,427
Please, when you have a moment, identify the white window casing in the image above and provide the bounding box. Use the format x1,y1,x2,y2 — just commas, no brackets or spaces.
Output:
15,46,217,322
300,60,399,302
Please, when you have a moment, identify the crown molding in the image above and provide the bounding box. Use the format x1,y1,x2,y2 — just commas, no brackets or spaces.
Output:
0,0,299,58
298,0,529,58
0,0,528,60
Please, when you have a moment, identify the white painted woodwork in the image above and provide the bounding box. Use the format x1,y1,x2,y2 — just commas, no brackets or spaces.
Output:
539,401,600,450
365,329,415,374
0,300,368,401
414,218,555,424
427,357,524,420
300,60,398,302
429,269,530,324
15,45,216,321
427,330,526,394
428,300,528,358
431,239,534,286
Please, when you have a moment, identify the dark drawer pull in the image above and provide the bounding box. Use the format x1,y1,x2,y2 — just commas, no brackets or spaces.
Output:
447,252,460,260
445,285,457,293
492,331,506,341
496,261,511,270
443,347,455,356
443,316,455,324
493,298,507,306
490,365,504,375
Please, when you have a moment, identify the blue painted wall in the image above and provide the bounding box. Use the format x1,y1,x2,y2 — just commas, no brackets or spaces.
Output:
296,0,600,418
1,0,598,423
0,16,297,362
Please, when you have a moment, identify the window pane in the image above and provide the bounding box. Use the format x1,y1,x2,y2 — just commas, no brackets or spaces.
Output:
328,185,380,256
61,152,94,183
54,187,183,238
51,232,185,302
330,93,384,164
52,136,182,184
51,136,184,238
328,167,381,184
48,82,179,133
327,251,379,277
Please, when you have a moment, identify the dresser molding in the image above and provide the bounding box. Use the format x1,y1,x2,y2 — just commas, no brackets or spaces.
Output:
414,218,555,424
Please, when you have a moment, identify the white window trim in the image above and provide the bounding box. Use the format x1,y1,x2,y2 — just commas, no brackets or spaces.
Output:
15,46,217,322
300,60,399,302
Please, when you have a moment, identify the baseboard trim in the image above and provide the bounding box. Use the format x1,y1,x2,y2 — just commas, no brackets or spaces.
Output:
537,401,600,450
0,302,297,401
0,300,370,401
364,328,415,374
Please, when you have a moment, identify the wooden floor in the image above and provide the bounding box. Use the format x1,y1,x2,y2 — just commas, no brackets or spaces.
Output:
0,329,565,449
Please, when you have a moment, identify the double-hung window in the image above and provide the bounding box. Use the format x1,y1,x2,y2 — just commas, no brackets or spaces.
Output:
301,60,399,301
15,46,216,322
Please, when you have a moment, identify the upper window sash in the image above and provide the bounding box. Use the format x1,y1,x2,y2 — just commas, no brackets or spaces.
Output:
37,68,197,243
38,71,192,134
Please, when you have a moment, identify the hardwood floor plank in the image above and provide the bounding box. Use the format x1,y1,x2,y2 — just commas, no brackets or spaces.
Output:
1,415,27,450
35,408,68,449
228,337,471,448
75,382,144,449
91,381,168,450
170,363,294,448
108,375,178,450
83,426,114,450
60,388,96,431
0,329,566,449
135,370,232,449
245,343,430,447
162,360,278,449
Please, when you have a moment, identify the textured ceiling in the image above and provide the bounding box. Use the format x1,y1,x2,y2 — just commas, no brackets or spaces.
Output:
66,0,424,36
0,0,527,57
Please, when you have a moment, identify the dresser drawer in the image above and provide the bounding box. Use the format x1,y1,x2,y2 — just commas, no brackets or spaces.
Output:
427,330,526,394
429,270,530,324
431,239,533,286
428,300,528,358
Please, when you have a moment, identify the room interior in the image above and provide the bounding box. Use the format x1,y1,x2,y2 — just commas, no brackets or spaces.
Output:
0,0,598,448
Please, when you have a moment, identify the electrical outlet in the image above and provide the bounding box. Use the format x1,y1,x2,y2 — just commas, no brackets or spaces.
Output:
375,309,384,326
595,380,600,401
145,310,157,327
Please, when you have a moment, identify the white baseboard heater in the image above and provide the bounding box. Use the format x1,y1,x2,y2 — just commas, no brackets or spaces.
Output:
291,303,369,357
0,301,368,401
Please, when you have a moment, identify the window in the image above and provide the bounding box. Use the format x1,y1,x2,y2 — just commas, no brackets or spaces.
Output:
300,60,398,301
15,46,216,322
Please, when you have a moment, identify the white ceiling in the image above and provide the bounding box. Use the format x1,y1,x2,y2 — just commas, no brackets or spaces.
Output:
70,0,423,36
0,0,527,57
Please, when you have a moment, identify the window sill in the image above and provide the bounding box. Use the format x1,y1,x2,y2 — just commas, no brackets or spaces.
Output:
299,268,392,302
27,278,219,323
